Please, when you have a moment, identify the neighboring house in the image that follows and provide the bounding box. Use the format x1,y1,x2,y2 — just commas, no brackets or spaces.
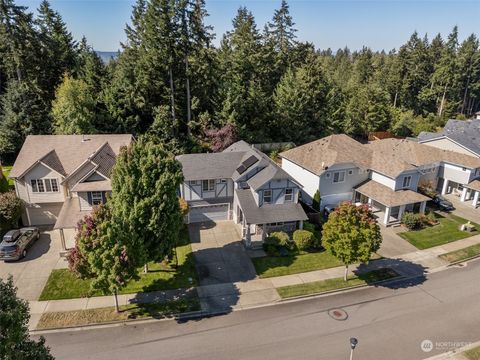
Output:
177,141,308,246
280,135,480,226
8,134,132,248
418,119,480,158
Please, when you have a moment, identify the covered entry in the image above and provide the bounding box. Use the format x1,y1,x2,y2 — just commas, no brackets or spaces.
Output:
188,203,230,223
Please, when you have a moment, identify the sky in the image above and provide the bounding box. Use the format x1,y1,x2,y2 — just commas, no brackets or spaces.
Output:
16,0,480,52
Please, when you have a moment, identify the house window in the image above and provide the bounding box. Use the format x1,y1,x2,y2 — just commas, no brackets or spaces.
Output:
30,179,58,193
285,188,293,202
348,170,354,175
220,179,227,183
263,189,272,204
333,171,345,183
189,180,198,186
90,192,103,206
202,179,215,192
402,176,412,188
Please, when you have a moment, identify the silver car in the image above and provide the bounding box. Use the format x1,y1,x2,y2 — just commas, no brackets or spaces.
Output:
0,228,40,261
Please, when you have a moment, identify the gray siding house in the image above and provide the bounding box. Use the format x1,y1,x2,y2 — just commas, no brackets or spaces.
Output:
177,141,307,246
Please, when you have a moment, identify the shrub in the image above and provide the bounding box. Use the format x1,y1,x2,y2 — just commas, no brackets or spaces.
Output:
0,191,23,233
303,221,316,233
402,212,424,230
263,243,279,256
293,230,315,251
423,211,438,226
270,231,290,246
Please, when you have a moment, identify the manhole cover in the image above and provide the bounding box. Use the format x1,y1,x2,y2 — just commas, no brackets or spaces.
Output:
328,308,348,321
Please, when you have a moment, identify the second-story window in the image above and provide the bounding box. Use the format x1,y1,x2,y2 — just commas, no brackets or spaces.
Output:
202,179,215,192
263,189,272,204
30,179,59,193
402,176,412,188
285,188,293,202
333,171,345,183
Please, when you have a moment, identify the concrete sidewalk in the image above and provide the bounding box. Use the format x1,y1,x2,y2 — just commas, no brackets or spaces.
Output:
28,234,480,330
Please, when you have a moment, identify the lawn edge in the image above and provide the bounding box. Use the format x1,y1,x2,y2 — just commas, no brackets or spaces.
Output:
277,273,405,301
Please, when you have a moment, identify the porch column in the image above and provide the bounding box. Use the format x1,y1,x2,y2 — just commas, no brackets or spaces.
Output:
299,220,304,230
262,224,267,241
419,201,427,214
398,205,406,220
367,198,373,209
460,187,468,202
383,207,391,225
441,179,449,195
245,224,251,248
473,191,480,208
59,229,66,251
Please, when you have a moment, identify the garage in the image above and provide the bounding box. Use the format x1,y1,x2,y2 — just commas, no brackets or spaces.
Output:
188,204,229,223
26,203,63,226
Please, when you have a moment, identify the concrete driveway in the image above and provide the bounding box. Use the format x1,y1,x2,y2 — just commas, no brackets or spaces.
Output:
189,221,257,286
378,226,418,258
0,229,67,300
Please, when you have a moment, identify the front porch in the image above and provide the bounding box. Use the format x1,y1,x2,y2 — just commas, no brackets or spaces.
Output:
354,180,430,226
439,178,480,208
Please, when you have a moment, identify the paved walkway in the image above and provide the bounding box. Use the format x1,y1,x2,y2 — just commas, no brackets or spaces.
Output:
28,233,480,331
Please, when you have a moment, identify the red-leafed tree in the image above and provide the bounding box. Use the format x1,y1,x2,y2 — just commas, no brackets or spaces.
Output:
204,123,237,152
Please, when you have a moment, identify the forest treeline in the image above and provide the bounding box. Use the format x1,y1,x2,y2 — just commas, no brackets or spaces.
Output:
1,0,480,162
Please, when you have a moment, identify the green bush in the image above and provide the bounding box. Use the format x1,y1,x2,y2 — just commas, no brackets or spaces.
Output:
312,190,321,211
303,221,316,233
402,212,424,230
262,243,279,256
293,230,315,251
423,211,438,226
0,173,9,193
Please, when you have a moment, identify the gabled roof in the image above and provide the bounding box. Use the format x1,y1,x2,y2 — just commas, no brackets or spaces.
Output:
10,134,132,179
355,180,430,207
280,134,372,175
366,138,480,177
418,119,480,156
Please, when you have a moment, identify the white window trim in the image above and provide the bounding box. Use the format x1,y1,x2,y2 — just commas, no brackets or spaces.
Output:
402,176,412,188
263,189,272,204
333,171,346,183
30,178,59,193
202,179,215,192
90,191,103,206
284,188,293,202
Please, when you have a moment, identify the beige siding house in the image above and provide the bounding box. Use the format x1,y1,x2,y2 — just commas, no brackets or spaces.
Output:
9,134,132,249
281,135,480,226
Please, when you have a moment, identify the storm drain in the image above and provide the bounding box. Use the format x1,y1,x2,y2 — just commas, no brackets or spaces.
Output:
328,308,348,321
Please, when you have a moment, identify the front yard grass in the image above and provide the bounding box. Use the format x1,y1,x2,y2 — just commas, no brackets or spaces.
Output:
439,243,480,263
252,250,344,278
465,346,480,360
39,227,197,301
399,214,480,250
277,268,400,298
1,165,14,187
36,297,200,330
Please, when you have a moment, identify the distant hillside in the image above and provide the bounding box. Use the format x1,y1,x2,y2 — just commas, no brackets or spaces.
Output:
95,51,119,63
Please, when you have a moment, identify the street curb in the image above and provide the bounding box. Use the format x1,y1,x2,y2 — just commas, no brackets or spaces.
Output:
277,274,408,302
423,339,480,359
29,309,207,335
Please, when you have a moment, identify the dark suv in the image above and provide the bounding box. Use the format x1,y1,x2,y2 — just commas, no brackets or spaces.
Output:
0,228,40,261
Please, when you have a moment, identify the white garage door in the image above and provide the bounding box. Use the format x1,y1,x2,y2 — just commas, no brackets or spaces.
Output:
27,203,62,226
189,204,229,223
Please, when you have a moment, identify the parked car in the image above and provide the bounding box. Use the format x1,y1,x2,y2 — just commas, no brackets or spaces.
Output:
0,228,40,261
430,195,455,211
323,204,337,217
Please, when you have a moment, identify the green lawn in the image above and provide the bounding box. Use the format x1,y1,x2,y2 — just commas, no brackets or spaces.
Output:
37,297,200,329
252,250,344,278
39,228,197,300
277,268,399,298
1,165,14,186
399,214,480,250
465,346,480,360
439,243,480,263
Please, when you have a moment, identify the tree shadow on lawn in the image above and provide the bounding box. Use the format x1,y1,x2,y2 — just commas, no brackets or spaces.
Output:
355,257,427,289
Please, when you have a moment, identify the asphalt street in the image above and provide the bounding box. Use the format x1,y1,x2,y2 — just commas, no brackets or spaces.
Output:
37,260,480,360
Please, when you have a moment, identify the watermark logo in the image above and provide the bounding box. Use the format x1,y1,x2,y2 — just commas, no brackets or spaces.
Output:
421,340,433,352
421,339,471,352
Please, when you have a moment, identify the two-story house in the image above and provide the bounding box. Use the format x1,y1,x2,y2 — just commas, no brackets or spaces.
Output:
8,134,132,248
177,141,308,246
280,135,480,226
